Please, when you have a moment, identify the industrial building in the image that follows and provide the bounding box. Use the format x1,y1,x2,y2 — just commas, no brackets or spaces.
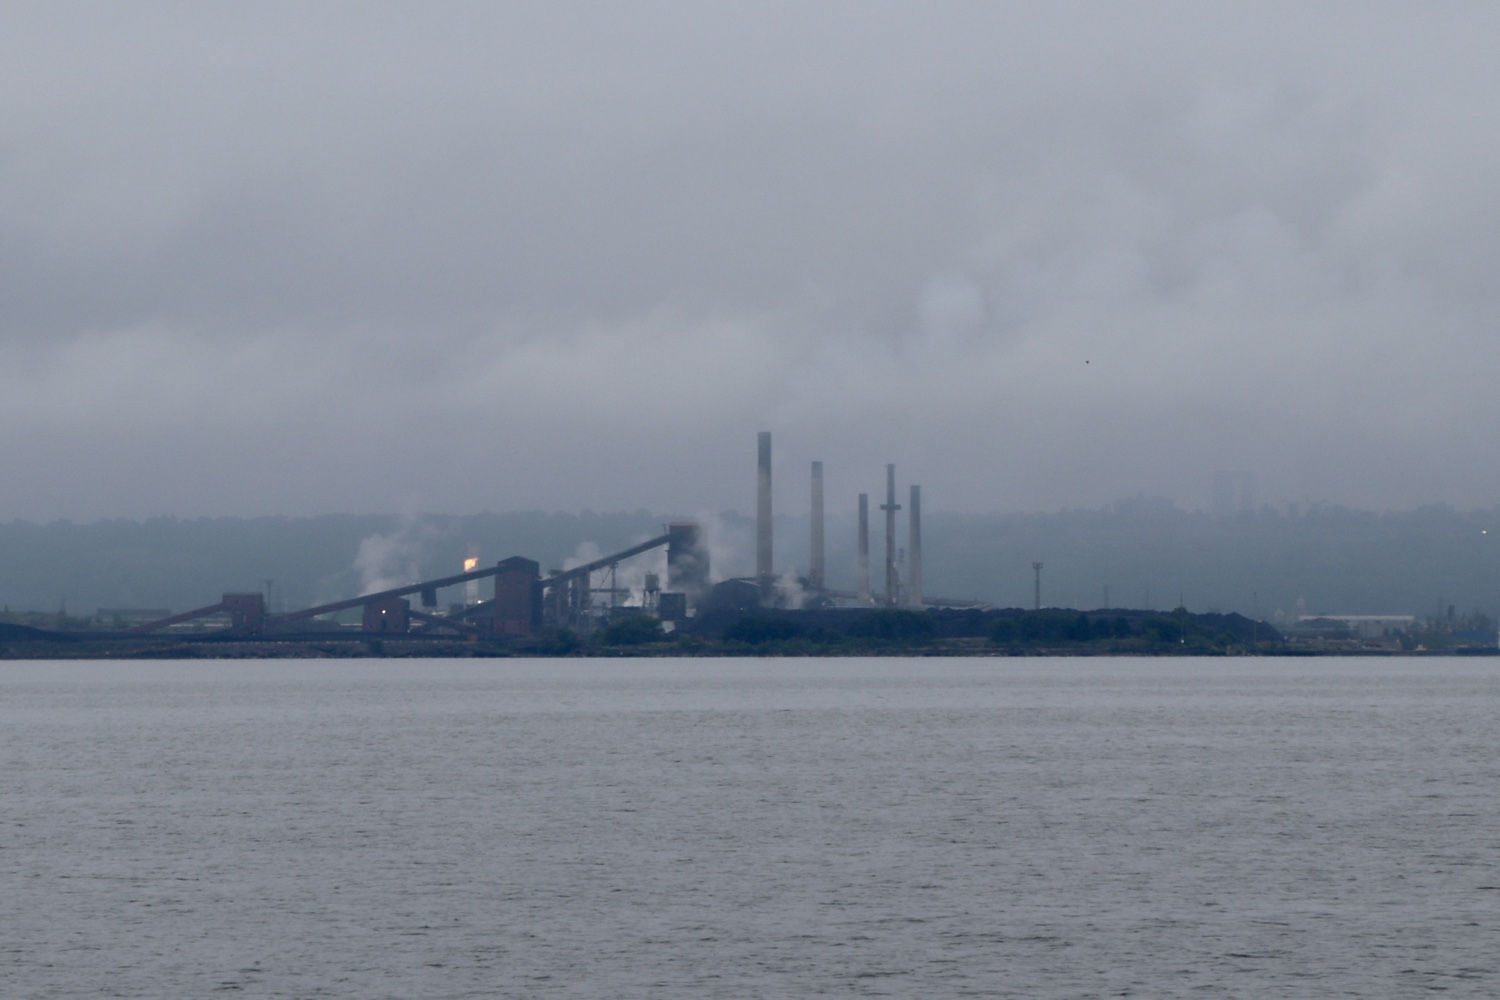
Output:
105,433,972,645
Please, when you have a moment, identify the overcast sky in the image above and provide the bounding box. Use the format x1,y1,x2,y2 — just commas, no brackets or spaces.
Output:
3,1,1499,521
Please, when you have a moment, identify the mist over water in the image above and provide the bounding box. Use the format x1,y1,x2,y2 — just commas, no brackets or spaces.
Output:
5,657,1497,997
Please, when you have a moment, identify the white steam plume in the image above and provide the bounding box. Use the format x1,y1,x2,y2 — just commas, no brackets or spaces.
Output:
354,519,437,595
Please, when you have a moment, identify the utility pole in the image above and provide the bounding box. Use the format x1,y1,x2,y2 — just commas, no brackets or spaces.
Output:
1033,562,1043,611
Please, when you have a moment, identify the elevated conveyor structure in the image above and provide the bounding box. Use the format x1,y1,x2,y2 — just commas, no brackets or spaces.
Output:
126,524,708,639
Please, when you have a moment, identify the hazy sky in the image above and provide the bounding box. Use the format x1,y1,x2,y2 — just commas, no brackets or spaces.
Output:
4,2,1499,521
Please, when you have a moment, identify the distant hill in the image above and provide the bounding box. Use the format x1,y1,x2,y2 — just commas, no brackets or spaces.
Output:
0,501,1495,621
0,511,668,616
0,622,71,642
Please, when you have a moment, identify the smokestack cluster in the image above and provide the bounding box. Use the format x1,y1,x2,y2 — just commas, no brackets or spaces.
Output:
746,435,924,611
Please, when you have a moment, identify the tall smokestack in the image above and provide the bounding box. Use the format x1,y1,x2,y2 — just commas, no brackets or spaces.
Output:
757,431,772,602
880,464,901,606
908,484,922,608
857,493,870,604
809,461,825,591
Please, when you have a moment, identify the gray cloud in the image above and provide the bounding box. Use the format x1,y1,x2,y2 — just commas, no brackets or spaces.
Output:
3,2,1500,520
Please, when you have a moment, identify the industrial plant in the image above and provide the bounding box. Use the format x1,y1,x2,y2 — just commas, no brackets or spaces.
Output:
9,431,1482,657
21,434,972,649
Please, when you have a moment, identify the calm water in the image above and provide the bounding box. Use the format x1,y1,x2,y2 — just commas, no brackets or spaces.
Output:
3,657,1498,998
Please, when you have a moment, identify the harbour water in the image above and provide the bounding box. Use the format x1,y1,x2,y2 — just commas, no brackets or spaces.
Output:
3,657,1498,997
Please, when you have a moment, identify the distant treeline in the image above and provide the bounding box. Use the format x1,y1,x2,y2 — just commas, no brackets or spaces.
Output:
0,499,1496,619
681,606,1272,655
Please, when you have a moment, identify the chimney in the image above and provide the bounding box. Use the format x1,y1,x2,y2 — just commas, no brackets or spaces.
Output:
857,493,870,604
881,464,901,606
908,484,922,607
809,461,825,591
757,431,772,602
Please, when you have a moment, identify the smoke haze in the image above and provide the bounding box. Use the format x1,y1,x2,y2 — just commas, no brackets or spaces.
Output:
3,3,1498,519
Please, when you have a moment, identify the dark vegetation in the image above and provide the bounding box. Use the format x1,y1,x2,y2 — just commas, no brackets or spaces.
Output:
0,621,71,643
985,608,1265,652
662,606,1277,655
593,616,664,646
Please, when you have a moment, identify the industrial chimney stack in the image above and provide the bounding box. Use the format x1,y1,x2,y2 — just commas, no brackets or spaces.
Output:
857,493,870,604
809,461,825,592
881,464,901,606
757,431,773,602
